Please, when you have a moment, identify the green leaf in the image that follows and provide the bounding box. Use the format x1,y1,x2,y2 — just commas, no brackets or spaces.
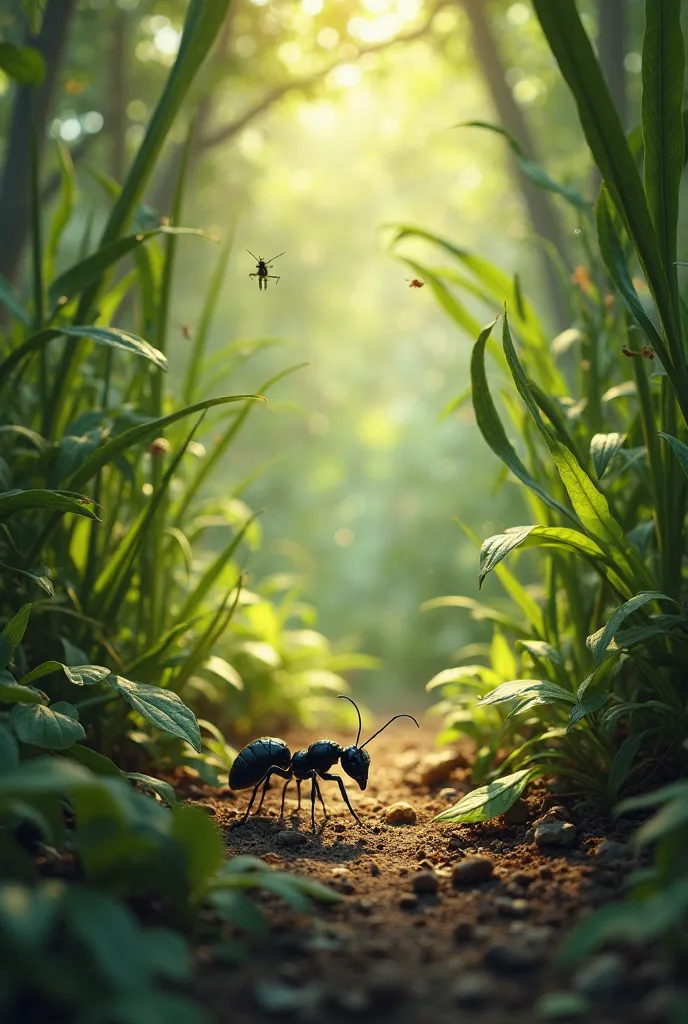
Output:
595,191,667,358
11,702,85,749
659,432,688,478
460,121,589,211
48,227,210,309
0,604,32,669
642,0,685,283
471,320,575,524
634,794,688,848
0,273,30,325
106,676,201,751
588,592,675,664
0,562,53,596
477,679,576,710
532,0,677,348
0,489,97,521
426,665,499,692
0,756,94,794
434,768,543,824
19,661,110,686
170,806,224,892
67,744,124,778
0,42,45,85
608,732,651,800
567,693,612,731
199,656,243,690
0,670,43,705
478,525,605,588
590,432,626,479
0,723,19,769
127,772,177,806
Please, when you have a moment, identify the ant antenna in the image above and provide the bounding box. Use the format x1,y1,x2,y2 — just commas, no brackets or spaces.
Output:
266,251,285,264
247,249,259,261
360,714,419,750
338,694,362,747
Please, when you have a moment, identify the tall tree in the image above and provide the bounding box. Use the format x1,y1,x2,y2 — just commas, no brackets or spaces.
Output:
0,0,77,285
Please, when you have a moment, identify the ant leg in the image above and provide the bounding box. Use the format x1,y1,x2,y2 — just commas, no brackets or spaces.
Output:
239,782,261,825
255,772,273,814
297,779,302,810
310,773,318,832
314,778,328,819
318,772,364,827
279,777,291,819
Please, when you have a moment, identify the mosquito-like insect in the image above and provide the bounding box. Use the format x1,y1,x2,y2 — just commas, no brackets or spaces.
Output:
406,278,425,289
248,250,285,291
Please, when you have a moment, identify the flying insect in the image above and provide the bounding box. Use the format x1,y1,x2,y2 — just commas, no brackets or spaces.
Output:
248,249,284,291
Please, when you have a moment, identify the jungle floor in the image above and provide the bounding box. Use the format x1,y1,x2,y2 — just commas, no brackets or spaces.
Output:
188,724,677,1024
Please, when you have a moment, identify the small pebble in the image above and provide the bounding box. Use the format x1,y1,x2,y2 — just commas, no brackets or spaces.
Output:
439,787,458,803
276,830,308,847
453,920,475,943
495,896,531,919
483,943,540,973
452,856,495,886
533,821,577,848
399,893,418,911
384,802,417,826
357,899,374,915
511,870,535,888
451,971,492,1007
594,839,630,862
418,858,435,870
411,870,439,895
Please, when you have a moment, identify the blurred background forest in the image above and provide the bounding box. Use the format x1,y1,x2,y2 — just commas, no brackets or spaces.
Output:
0,0,660,708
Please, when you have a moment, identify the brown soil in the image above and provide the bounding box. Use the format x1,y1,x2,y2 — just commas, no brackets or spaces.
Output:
192,726,669,1024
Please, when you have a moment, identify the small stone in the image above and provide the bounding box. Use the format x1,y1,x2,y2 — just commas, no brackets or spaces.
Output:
594,839,630,862
483,943,540,973
276,830,308,847
399,893,418,911
357,899,374,915
539,865,554,880
418,748,466,786
495,896,531,919
333,878,355,894
411,870,439,895
511,870,535,888
452,856,495,886
384,802,417,826
451,971,492,1007
533,821,577,848
418,858,435,870
572,953,627,1000
439,787,458,803
370,862,381,877
453,920,475,943
504,799,529,825
518,926,555,948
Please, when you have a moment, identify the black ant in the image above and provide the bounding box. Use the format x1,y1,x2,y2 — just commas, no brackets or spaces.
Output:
248,249,284,291
228,695,419,830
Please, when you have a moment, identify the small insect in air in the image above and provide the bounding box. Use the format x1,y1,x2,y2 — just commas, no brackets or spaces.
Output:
407,278,425,288
622,345,655,360
248,249,285,291
228,695,419,831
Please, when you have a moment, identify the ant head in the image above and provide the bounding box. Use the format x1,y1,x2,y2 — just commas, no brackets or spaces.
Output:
341,745,370,790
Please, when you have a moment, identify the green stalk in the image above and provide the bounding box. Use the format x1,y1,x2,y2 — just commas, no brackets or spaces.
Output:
29,114,47,432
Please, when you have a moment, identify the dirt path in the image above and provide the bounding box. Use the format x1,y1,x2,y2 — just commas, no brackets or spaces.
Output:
192,726,666,1024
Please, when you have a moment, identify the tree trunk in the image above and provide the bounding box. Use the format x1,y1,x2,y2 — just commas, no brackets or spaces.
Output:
459,0,571,329
0,0,77,286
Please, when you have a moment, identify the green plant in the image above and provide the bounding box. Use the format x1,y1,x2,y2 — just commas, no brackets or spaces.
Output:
394,0,688,820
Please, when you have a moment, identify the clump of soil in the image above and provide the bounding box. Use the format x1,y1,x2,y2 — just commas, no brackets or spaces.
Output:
194,726,674,1024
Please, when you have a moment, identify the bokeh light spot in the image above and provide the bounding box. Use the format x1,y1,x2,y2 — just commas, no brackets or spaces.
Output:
334,528,354,547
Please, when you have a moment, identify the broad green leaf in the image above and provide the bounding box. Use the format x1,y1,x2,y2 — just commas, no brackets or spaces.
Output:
11,702,85,749
588,592,675,664
0,882,63,949
478,524,606,588
60,638,88,667
590,432,626,479
460,121,589,210
0,756,94,794
434,768,542,823
477,679,575,709
659,432,688,478
19,662,110,686
0,604,31,669
426,665,499,692
0,489,97,520
0,42,45,85
595,191,667,359
471,320,575,523
209,889,269,934
0,273,30,325
106,676,202,752
532,0,677,348
67,745,124,778
0,325,167,382
0,723,19,769
170,806,224,892
199,657,243,691
616,779,688,816
516,640,563,666
0,670,43,705
127,772,177,806
642,0,685,283
634,794,688,848
48,227,210,309
567,693,611,731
